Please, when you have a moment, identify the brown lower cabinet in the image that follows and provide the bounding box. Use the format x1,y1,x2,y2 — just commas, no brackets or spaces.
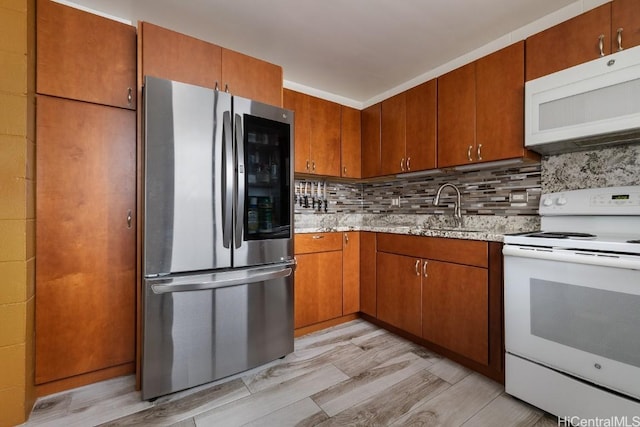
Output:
376,252,422,337
35,96,136,390
372,233,503,382
294,233,343,329
422,260,488,365
294,232,362,331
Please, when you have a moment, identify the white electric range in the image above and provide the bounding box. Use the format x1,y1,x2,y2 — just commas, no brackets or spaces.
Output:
503,185,640,421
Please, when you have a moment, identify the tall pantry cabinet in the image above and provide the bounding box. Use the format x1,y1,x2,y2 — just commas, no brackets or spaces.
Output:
35,0,137,395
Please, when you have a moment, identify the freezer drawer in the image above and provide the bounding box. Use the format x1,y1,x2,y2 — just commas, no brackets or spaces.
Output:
142,264,294,400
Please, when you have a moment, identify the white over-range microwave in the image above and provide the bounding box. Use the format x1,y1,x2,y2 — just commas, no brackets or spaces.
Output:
525,44,640,155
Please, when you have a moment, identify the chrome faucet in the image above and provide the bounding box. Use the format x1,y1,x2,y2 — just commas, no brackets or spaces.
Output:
434,183,462,225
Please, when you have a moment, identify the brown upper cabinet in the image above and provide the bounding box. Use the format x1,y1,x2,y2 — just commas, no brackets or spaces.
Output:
526,0,640,81
438,42,528,168
221,48,283,107
284,89,341,176
612,0,640,54
405,80,438,173
379,79,437,176
341,106,362,178
37,0,136,109
141,22,222,89
361,103,381,178
141,23,282,106
380,93,406,175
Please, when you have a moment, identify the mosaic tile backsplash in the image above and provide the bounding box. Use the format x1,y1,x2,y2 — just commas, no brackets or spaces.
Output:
295,163,542,216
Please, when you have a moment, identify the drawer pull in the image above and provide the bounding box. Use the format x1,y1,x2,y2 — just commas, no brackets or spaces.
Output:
312,235,324,239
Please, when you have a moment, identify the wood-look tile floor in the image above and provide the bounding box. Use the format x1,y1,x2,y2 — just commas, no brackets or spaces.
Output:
23,320,558,427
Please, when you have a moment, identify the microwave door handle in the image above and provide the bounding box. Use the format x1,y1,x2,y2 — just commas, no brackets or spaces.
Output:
222,110,233,248
235,113,245,249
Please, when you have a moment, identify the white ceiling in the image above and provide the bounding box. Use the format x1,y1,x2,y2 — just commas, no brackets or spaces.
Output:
60,0,607,107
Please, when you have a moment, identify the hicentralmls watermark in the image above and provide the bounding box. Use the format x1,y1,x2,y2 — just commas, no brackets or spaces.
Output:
558,416,640,427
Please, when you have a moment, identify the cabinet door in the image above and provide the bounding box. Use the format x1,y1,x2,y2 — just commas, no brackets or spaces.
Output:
361,103,381,178
36,96,136,384
437,62,476,168
342,232,360,315
405,79,437,172
422,260,488,365
283,89,311,174
294,251,343,328
360,232,377,317
476,42,525,162
309,96,341,177
141,22,222,89
525,3,611,81
380,93,406,175
612,0,640,52
222,48,283,106
37,0,136,109
341,106,362,178
376,252,422,337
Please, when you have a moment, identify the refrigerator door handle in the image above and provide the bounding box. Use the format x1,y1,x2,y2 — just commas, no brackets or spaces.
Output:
222,110,233,248
234,113,245,249
149,262,295,294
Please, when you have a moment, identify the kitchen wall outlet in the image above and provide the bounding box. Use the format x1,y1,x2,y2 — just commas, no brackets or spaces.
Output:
509,191,528,203
391,196,401,206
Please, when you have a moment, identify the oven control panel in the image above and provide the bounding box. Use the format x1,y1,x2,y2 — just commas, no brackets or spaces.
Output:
539,186,640,215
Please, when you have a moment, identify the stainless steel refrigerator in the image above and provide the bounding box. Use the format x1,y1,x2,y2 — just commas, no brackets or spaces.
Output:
141,76,295,400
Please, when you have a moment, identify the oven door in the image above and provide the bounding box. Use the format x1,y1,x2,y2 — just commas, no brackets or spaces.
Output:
504,245,640,400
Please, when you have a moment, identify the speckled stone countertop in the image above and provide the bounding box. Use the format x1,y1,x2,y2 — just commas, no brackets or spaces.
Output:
294,213,540,242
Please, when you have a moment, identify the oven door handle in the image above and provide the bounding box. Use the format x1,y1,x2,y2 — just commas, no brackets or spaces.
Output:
503,246,640,270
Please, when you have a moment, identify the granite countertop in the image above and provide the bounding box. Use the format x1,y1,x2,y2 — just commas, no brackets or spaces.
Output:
294,213,540,243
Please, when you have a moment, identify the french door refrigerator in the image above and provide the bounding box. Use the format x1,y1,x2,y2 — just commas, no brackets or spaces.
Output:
142,76,295,400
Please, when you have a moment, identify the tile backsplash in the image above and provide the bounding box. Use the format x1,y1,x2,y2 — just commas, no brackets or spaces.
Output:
295,162,541,216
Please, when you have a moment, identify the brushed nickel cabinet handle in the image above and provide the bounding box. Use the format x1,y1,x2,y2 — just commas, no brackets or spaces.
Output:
343,166,347,175
477,144,483,161
406,157,411,171
400,158,405,172
224,83,229,93
344,233,349,245
306,160,310,171
215,81,220,91
312,161,316,172
423,260,428,278
415,259,420,276
127,87,132,106
598,34,605,57
312,235,324,239
127,210,132,229
617,28,624,51
467,145,473,161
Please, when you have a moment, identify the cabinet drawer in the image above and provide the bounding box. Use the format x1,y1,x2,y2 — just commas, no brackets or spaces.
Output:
377,233,488,268
295,232,343,254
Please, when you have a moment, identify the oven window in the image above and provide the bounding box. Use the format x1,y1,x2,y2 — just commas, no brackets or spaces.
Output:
530,278,640,368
